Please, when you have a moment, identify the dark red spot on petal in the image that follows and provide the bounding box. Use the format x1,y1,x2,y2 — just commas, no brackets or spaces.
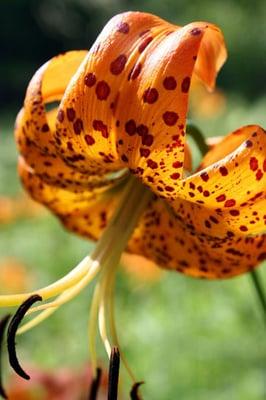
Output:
256,169,263,180
224,199,236,207
125,119,136,136
121,154,128,162
138,36,153,53
136,124,148,136
170,172,180,180
143,88,159,104
41,123,49,132
230,210,239,216
190,27,202,36
67,108,76,122
181,77,191,93
128,63,142,80
203,190,210,197
216,194,226,202
93,120,109,138
210,216,219,224
245,140,253,147
197,186,203,193
172,161,183,168
117,22,129,34
96,81,110,100
250,157,258,171
142,134,154,146
110,54,127,75
163,111,179,126
67,141,73,151
84,72,96,87
263,159,266,172
57,109,64,122
163,76,177,90
200,172,209,182
147,159,158,169
205,220,211,228
73,118,83,135
140,148,150,158
165,186,174,192
85,135,95,145
239,225,248,232
219,166,228,176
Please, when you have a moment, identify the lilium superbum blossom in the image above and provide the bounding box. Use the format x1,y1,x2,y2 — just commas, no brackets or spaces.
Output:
1,10,266,394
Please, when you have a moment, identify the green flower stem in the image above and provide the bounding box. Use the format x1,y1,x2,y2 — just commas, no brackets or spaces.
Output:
249,270,266,323
186,121,266,323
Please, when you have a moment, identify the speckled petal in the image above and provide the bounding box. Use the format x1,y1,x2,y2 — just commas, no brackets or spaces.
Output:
54,12,226,196
127,197,266,279
171,125,266,236
18,158,121,241
15,51,127,192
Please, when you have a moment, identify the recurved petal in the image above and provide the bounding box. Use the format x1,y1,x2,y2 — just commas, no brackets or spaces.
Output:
16,51,87,154
16,108,127,193
171,125,266,237
54,12,173,176
192,22,227,91
54,12,226,199
127,197,266,279
15,51,127,193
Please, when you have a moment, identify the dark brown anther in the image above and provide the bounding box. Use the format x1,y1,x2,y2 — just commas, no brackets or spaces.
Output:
130,381,144,399
108,347,120,400
7,294,42,380
0,315,11,399
88,367,102,400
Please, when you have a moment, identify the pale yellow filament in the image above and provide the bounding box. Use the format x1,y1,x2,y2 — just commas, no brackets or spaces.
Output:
17,259,100,335
0,255,93,306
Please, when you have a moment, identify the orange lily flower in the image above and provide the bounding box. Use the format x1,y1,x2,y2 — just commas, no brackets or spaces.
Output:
1,11,265,394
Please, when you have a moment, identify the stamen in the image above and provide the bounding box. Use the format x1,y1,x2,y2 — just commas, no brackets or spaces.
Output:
88,284,101,375
130,382,144,399
7,295,42,380
0,315,11,399
0,256,93,306
106,264,136,382
18,259,101,335
88,367,102,400
25,259,100,316
97,257,119,360
108,347,120,400
98,298,111,357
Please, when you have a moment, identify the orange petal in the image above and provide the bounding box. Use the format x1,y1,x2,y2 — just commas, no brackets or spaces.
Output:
15,52,127,192
54,12,226,197
18,158,121,241
128,197,266,279
172,125,266,236
192,22,227,91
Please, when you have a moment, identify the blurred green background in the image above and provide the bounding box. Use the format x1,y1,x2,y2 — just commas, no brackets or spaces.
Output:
0,0,266,399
